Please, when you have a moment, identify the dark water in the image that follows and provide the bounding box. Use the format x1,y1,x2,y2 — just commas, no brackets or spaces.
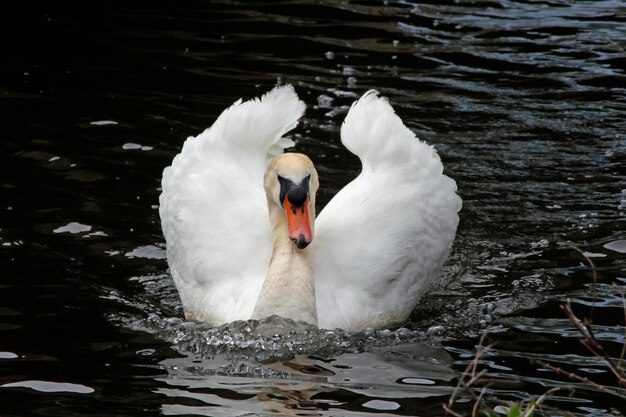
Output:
2,1,626,415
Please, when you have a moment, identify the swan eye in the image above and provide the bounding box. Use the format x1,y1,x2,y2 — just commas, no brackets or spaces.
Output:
278,174,310,209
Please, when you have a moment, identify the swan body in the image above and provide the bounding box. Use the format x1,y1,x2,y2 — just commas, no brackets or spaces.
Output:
159,85,461,331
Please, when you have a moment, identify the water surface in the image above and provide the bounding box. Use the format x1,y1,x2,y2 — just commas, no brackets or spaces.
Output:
2,1,626,416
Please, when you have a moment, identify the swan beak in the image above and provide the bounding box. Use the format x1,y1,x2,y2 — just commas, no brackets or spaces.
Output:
283,196,312,249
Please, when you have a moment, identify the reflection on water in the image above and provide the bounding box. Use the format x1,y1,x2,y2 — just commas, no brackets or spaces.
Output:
157,345,455,416
1,0,625,416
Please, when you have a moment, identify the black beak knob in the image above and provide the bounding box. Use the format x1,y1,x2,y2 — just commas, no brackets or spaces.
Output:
295,234,310,249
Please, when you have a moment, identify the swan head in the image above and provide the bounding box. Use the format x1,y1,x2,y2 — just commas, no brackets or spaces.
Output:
264,153,319,249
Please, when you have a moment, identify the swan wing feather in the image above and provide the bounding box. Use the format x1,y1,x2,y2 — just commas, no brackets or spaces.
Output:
159,86,306,324
314,90,461,330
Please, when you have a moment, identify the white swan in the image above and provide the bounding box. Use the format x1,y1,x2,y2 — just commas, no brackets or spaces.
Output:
159,85,461,331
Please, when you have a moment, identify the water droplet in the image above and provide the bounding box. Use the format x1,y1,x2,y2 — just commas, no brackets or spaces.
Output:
317,94,334,108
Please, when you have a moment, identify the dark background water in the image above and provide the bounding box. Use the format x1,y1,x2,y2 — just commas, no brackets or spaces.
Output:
2,1,626,416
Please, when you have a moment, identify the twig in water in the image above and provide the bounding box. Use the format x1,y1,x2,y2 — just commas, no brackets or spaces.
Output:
561,301,626,386
558,241,626,386
446,331,493,412
617,284,626,372
558,241,598,316
525,386,574,416
472,387,488,417
534,359,626,401
443,403,465,417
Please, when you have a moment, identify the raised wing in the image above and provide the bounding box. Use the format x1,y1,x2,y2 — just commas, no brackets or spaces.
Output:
159,86,306,325
314,91,461,330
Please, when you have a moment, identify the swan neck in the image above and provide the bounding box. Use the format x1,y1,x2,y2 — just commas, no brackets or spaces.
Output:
252,205,317,325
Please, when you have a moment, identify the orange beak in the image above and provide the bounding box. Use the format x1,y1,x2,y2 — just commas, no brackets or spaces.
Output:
283,195,312,249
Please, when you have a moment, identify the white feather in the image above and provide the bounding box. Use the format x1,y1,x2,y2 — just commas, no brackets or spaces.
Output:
314,90,461,330
159,85,306,324
159,86,461,331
